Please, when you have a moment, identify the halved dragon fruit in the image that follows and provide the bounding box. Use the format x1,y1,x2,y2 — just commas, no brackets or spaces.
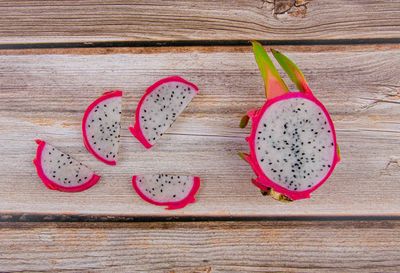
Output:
132,174,200,210
82,90,122,165
239,42,340,201
130,76,199,149
33,140,100,192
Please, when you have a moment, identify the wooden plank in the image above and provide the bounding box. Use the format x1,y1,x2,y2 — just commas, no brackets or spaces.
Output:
0,221,399,272
0,0,400,44
0,45,399,217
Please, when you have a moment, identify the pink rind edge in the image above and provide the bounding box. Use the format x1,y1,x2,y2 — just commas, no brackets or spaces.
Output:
129,125,153,149
246,91,340,201
33,139,101,192
132,175,201,210
129,76,199,149
82,90,123,165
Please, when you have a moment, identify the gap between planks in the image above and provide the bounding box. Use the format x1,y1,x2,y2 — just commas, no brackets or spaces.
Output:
1,37,400,50
3,213,400,222
0,43,399,55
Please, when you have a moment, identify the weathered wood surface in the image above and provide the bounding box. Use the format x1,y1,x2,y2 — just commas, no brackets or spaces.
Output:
0,221,399,272
0,45,399,217
1,0,400,44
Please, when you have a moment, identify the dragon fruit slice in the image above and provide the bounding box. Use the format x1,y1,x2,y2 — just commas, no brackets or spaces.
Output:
132,174,200,210
33,140,100,192
129,76,199,149
82,90,122,165
239,42,340,201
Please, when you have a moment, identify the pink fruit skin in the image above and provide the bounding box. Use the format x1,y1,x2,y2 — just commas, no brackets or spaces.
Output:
244,91,340,201
33,140,101,192
129,76,199,149
82,90,123,165
132,176,201,210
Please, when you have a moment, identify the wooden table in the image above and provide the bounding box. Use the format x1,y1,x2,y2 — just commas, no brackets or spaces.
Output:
1,1,400,272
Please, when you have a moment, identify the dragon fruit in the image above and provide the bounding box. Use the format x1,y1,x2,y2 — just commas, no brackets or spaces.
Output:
33,140,100,192
239,42,340,201
132,174,200,210
129,76,199,149
82,90,122,165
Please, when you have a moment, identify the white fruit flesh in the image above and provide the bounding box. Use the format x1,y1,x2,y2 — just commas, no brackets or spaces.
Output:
85,96,121,161
255,97,335,191
41,143,95,187
139,81,196,145
136,174,195,203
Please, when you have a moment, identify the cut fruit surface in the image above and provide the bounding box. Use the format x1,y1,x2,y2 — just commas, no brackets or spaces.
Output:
33,140,100,192
130,76,199,149
246,92,339,200
82,90,122,165
132,174,200,210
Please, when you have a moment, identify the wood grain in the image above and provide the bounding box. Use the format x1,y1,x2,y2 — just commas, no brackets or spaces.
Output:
0,0,400,44
0,221,399,272
0,45,399,217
